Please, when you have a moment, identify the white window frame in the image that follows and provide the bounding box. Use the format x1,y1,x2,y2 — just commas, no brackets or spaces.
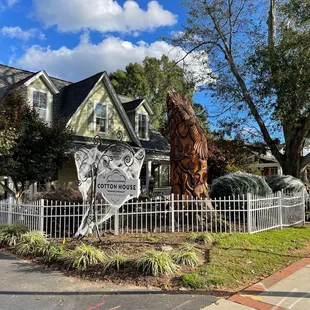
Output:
94,100,108,134
30,88,50,124
137,112,148,140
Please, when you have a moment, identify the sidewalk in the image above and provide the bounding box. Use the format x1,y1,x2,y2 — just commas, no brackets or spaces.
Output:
204,257,310,310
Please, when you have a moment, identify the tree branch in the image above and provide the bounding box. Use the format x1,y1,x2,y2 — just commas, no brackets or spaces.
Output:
0,181,15,197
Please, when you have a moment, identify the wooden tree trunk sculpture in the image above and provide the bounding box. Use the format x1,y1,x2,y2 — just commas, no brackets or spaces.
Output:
167,92,209,198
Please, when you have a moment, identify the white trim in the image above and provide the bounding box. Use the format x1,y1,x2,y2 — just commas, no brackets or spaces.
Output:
137,112,149,140
30,87,52,125
94,100,108,134
24,70,59,94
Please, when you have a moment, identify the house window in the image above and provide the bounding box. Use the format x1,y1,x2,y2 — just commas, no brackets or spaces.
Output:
95,102,108,133
138,114,147,139
32,91,47,120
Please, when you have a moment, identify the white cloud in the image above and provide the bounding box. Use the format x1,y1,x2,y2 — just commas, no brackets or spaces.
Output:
12,34,212,86
0,26,45,40
7,0,18,7
33,0,177,34
0,0,18,10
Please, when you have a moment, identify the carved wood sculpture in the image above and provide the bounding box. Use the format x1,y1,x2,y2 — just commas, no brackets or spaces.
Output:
167,92,208,198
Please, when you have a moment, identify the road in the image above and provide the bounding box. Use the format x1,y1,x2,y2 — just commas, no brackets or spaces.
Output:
0,251,216,310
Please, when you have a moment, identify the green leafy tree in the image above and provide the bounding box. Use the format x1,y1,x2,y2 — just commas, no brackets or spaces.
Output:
110,55,206,133
172,0,310,178
0,91,73,201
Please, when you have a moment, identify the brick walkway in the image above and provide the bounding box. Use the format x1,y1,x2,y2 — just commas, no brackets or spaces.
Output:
227,257,310,310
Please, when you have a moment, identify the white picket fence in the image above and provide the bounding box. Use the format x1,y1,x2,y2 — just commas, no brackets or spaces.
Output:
0,192,305,239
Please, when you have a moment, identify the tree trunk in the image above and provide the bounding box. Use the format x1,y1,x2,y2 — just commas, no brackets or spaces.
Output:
280,155,301,179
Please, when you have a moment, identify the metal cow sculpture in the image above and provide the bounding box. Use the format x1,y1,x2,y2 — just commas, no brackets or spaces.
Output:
74,136,145,238
167,92,209,198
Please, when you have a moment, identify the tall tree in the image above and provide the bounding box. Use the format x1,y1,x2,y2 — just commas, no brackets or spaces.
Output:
0,91,73,201
172,0,310,178
110,55,205,133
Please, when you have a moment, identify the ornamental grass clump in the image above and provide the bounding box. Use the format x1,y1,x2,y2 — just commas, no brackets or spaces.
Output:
37,242,66,263
103,250,128,271
136,250,178,276
172,250,200,267
0,224,29,247
16,231,47,256
197,233,216,245
66,243,106,270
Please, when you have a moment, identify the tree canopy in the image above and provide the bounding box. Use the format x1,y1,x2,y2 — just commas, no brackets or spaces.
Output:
172,0,310,178
0,91,73,201
109,55,208,135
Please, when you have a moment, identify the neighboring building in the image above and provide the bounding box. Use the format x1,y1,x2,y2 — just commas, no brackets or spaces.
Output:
0,64,170,196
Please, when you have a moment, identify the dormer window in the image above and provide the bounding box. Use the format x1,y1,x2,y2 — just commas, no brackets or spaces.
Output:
95,101,108,133
138,113,148,139
33,90,47,120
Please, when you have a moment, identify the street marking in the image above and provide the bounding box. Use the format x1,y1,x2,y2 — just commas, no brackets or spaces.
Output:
171,299,192,310
287,292,310,309
276,288,298,308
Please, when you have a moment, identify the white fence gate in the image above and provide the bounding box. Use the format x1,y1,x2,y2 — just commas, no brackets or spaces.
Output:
0,192,305,238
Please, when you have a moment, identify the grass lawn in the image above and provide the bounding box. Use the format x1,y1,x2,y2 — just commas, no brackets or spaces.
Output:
182,227,310,290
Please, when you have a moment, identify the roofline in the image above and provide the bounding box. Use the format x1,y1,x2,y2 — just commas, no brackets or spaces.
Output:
66,72,142,148
24,70,59,94
102,72,142,147
125,99,154,116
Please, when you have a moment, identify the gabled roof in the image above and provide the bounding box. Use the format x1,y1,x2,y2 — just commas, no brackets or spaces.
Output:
61,72,103,120
64,71,142,148
24,70,60,94
122,98,154,115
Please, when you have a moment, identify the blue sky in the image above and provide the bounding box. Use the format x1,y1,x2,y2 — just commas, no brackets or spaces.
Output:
0,0,212,123
0,0,191,80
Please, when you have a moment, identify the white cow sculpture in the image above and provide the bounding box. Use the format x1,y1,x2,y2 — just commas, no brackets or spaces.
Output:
74,142,145,238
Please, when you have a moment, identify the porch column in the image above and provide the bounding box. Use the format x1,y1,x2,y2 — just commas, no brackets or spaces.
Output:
145,160,152,195
278,166,283,176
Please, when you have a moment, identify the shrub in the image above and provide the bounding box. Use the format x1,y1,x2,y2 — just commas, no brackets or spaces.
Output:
136,250,178,276
16,231,48,256
210,171,272,198
172,251,200,267
66,244,105,270
0,224,29,247
104,250,128,271
39,184,83,203
181,273,206,289
266,175,306,194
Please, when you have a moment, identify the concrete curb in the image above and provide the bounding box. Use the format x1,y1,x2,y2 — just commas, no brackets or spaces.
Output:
227,257,310,310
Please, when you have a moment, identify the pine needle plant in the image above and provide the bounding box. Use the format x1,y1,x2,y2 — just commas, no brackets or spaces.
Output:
103,250,128,271
0,224,29,247
66,243,106,270
16,231,48,256
172,250,200,267
136,250,178,276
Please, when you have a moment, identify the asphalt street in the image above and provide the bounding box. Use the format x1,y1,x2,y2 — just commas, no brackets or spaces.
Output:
0,251,216,310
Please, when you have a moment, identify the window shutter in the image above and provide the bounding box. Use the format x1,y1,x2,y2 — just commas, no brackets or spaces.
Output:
87,101,95,132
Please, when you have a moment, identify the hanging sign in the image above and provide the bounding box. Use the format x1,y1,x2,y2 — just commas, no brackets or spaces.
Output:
97,168,140,206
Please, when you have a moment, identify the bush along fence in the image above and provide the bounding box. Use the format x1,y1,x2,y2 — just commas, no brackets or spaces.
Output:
0,191,306,239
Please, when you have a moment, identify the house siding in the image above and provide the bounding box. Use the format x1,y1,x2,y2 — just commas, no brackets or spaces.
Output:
27,76,53,126
69,81,131,141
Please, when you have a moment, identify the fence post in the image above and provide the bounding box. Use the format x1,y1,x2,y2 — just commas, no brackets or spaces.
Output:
278,191,283,230
39,199,44,233
247,193,252,234
171,193,175,232
302,191,306,226
8,196,13,225
114,209,119,235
